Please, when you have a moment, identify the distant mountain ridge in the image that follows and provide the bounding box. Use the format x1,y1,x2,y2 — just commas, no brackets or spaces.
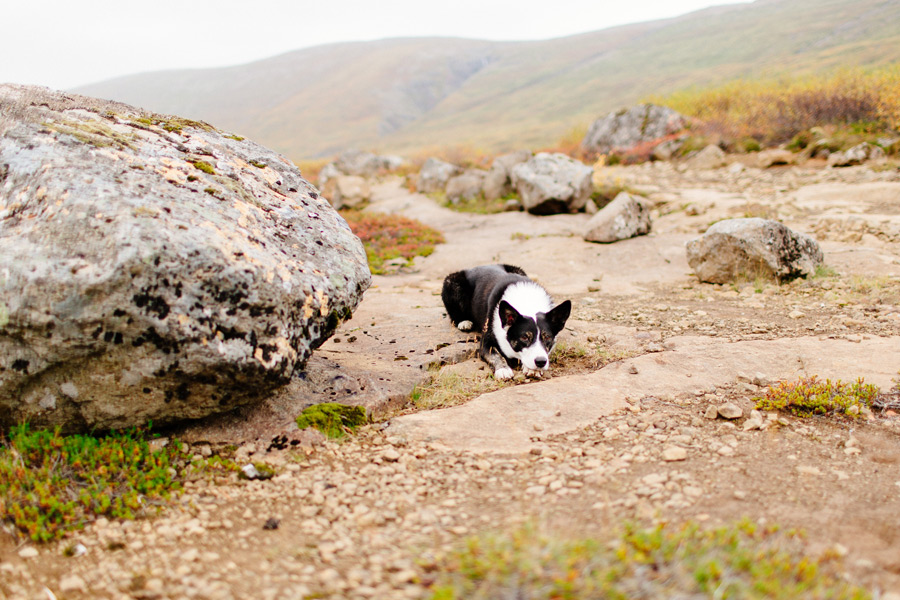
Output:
75,0,900,160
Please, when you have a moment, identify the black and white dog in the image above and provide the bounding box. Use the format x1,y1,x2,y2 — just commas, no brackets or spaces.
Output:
441,264,571,380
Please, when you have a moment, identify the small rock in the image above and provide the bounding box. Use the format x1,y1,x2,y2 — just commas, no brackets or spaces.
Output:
381,448,401,462
704,406,719,419
718,403,743,419
18,547,38,559
263,518,280,530
662,447,687,462
59,574,87,593
788,310,805,319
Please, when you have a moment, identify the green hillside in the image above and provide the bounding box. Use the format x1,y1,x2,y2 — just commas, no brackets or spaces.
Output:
75,0,900,160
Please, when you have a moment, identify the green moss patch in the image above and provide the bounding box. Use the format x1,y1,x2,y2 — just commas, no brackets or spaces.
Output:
296,403,368,439
430,520,868,599
755,376,879,418
341,210,444,274
190,160,216,175
0,425,187,542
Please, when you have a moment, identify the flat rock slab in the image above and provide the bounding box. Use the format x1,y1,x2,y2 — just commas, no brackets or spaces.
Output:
387,334,900,454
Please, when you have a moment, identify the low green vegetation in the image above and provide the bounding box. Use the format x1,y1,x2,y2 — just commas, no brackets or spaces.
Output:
340,210,444,274
429,520,868,600
432,190,518,215
295,403,368,439
410,370,512,411
755,376,879,418
0,425,187,542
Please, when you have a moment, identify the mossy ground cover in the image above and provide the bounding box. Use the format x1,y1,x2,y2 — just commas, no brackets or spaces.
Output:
429,520,869,600
0,425,188,542
340,210,444,274
295,403,368,439
755,376,879,418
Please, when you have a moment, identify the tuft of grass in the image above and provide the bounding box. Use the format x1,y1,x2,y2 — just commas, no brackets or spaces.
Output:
340,210,444,274
429,520,869,600
0,425,187,542
440,191,517,215
754,376,879,418
410,370,512,411
295,403,368,439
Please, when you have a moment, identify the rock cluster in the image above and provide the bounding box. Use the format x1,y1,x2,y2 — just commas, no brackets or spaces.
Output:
0,84,371,431
319,150,406,209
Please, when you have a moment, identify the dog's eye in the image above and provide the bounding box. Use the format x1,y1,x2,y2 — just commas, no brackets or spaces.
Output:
521,332,533,343
541,333,552,346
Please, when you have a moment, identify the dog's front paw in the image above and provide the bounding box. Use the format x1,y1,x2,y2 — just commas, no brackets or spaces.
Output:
494,366,514,380
457,320,474,332
523,368,544,379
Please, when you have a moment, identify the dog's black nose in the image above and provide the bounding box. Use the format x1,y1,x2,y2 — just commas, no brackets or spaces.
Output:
534,357,547,368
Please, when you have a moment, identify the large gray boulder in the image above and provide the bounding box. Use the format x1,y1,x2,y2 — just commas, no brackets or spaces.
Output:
483,150,532,200
584,193,652,243
582,104,687,154
0,85,371,432
510,152,593,215
415,158,462,194
686,218,823,284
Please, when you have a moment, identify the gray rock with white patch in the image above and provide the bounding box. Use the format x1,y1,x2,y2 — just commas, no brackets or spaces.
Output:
415,158,461,194
584,192,652,243
483,150,532,201
510,152,593,215
0,84,370,431
582,104,687,154
685,218,823,284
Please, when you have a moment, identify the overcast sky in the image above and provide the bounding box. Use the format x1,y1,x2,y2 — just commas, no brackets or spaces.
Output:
3,0,750,91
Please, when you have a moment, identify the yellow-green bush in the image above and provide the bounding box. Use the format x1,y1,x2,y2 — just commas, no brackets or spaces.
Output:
647,66,900,146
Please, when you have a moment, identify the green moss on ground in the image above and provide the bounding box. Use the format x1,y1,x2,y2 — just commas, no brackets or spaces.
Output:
295,403,368,439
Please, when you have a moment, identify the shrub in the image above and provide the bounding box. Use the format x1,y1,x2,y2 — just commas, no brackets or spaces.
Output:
0,425,186,542
754,376,879,418
429,520,868,599
341,210,444,274
647,66,900,147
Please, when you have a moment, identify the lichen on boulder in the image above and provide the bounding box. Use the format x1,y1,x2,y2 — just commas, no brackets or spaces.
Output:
0,84,371,432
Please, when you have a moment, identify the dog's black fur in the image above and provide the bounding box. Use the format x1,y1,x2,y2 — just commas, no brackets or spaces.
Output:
441,264,571,379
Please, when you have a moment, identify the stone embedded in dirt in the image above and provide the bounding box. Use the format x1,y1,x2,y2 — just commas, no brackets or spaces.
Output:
662,446,688,461
0,84,371,432
685,218,824,284
510,152,593,215
828,142,886,167
583,192,652,243
717,403,743,419
581,104,687,154
415,157,462,193
756,148,796,168
742,410,765,431
483,150,532,200
445,169,487,204
684,144,727,170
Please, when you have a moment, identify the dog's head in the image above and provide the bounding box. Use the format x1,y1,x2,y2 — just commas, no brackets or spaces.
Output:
497,299,571,371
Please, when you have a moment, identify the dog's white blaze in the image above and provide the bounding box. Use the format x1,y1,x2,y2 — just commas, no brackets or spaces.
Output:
501,282,552,317
492,282,553,371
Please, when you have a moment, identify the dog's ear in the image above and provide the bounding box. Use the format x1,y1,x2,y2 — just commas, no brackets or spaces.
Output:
498,300,521,328
545,300,571,335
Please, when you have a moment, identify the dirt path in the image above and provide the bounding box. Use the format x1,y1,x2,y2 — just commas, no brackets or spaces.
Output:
3,162,900,599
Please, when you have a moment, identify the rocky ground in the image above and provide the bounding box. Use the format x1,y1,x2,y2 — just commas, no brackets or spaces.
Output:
3,158,900,599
